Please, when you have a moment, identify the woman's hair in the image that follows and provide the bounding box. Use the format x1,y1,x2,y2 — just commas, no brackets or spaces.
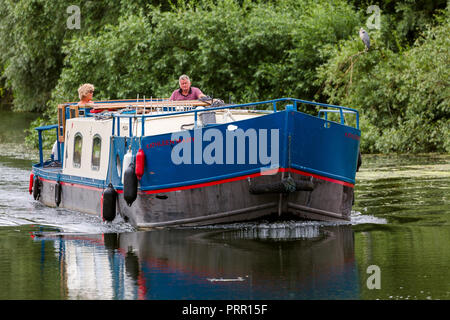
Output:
78,83,95,100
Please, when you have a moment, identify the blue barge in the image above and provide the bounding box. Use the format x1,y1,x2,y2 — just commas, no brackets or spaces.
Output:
31,98,361,228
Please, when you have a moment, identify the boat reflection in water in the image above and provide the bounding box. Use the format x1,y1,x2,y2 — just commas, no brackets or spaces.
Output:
38,223,360,299
47,233,142,299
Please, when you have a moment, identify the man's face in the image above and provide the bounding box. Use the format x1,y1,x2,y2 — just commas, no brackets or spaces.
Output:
179,79,191,92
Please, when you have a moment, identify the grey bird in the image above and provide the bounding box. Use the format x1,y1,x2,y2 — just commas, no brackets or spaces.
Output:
359,28,370,51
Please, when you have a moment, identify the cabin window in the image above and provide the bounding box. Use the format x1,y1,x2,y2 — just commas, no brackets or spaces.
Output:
73,133,83,168
91,135,101,171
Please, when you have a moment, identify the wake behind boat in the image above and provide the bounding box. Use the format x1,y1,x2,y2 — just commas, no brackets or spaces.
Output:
30,97,361,228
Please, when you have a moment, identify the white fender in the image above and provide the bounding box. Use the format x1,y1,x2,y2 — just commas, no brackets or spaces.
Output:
122,149,133,184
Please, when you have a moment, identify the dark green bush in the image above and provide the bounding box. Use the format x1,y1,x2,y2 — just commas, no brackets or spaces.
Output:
1,0,447,153
316,9,449,153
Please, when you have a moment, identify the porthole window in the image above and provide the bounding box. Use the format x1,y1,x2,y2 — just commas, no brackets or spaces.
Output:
73,133,83,168
91,135,101,171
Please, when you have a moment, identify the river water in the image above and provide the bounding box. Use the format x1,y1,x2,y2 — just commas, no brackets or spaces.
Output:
0,108,448,300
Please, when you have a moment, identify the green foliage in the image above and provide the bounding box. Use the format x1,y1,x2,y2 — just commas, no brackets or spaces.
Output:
0,0,63,111
51,0,359,105
0,0,149,111
25,116,54,149
1,0,448,154
26,0,360,148
316,8,450,153
348,0,448,51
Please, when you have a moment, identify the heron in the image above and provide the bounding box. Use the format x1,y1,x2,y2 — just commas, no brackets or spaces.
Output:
359,28,370,51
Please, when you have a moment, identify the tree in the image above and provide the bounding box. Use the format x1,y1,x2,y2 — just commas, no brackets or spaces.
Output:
316,8,450,153
0,0,149,111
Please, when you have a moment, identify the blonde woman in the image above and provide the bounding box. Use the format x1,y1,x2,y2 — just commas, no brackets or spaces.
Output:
77,83,95,106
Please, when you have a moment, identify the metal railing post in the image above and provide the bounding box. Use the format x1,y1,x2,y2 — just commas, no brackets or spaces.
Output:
112,117,115,135
194,111,198,129
129,118,132,137
55,127,61,161
38,131,43,165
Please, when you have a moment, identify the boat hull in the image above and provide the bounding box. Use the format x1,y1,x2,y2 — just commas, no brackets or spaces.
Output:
35,169,352,228
118,170,352,228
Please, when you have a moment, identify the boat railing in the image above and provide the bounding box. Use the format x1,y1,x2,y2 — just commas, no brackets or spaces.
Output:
318,109,359,126
105,97,359,137
34,124,59,166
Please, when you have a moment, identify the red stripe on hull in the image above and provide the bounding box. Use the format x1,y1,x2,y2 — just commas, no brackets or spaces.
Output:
38,167,354,195
139,167,353,195
288,168,354,188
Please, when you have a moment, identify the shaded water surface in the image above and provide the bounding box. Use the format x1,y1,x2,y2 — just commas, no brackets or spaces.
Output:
0,109,448,300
